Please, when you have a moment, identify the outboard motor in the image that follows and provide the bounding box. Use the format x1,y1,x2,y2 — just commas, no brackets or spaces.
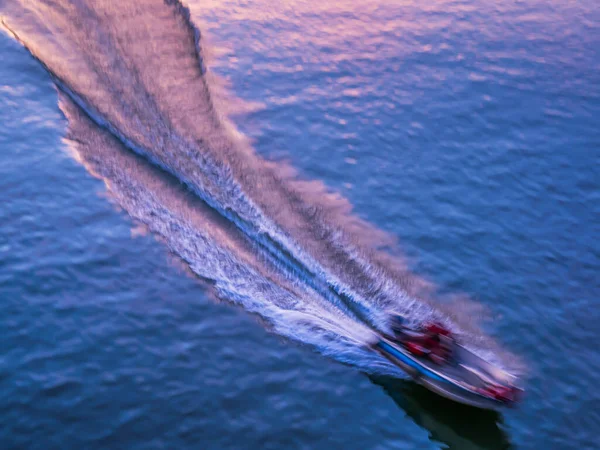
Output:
390,314,406,337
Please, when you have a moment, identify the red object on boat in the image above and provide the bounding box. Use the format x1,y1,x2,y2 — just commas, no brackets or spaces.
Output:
425,322,451,336
405,341,429,356
481,384,520,403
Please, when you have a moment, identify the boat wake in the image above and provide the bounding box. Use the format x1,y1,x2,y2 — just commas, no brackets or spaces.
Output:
0,0,521,375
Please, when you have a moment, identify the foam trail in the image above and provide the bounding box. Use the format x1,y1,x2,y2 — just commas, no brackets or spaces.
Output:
59,94,394,375
0,0,521,373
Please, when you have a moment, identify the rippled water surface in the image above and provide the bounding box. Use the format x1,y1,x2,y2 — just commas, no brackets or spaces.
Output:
1,0,599,448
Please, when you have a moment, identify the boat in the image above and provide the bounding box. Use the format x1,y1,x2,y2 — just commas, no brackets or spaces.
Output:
371,315,523,410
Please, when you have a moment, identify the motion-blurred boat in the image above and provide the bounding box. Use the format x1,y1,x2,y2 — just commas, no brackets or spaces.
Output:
371,315,523,410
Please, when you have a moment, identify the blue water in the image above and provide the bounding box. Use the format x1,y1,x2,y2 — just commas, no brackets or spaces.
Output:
1,0,599,448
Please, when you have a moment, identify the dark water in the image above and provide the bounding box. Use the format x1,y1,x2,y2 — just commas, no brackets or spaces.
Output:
1,0,598,448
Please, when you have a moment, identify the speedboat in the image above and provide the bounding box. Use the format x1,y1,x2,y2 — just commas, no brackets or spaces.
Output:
371,315,523,410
